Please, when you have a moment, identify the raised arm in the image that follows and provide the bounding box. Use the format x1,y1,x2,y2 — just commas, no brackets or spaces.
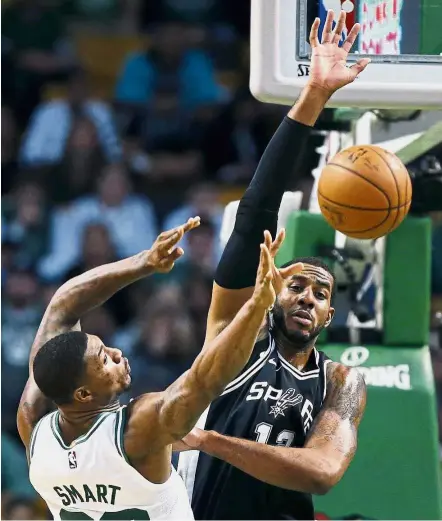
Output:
179,362,366,495
206,10,370,342
122,235,304,455
17,218,200,447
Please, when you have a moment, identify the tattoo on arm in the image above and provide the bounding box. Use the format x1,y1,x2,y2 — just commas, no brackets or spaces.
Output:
305,362,366,464
325,362,366,425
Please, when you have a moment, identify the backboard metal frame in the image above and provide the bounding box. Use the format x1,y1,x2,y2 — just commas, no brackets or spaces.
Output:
250,0,442,109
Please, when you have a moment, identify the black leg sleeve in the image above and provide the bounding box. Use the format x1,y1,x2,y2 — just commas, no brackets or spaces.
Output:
215,117,311,289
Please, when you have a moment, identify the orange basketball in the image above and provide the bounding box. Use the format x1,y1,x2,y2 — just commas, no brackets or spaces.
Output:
318,145,412,239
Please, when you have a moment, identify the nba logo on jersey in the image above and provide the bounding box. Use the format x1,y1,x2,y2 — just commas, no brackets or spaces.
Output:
269,388,303,418
68,451,77,469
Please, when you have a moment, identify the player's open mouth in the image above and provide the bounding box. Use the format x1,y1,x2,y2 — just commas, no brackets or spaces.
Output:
124,357,131,375
290,310,312,326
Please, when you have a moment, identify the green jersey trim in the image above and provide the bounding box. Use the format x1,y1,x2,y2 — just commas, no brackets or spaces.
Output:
114,406,129,463
29,412,51,459
51,411,112,450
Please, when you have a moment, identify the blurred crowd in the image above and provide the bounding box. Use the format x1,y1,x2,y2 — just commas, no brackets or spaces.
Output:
1,1,293,517
1,0,442,518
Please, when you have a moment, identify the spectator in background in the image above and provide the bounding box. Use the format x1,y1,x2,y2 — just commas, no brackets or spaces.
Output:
183,272,213,345
2,180,50,269
116,22,227,111
163,182,223,261
140,1,247,68
143,0,224,25
2,0,76,126
126,286,198,397
1,496,38,520
65,223,134,325
201,89,267,183
2,241,18,288
62,0,142,33
38,163,157,281
184,219,217,275
2,105,19,195
115,22,227,155
80,307,118,347
1,270,42,434
51,111,109,203
164,220,217,288
1,432,37,502
20,69,122,169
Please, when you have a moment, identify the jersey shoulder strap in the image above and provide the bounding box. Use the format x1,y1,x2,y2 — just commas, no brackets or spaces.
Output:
114,405,129,461
317,349,334,406
29,411,55,460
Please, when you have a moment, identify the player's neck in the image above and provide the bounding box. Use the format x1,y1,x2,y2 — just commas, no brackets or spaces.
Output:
273,329,316,371
59,401,120,427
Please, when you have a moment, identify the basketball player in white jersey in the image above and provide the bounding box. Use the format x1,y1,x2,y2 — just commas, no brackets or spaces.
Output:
17,217,301,520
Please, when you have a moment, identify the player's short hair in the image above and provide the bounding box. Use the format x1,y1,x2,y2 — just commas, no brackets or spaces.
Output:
281,256,336,298
33,331,89,405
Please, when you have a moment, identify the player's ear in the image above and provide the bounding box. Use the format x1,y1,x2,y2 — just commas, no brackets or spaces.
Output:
325,306,335,328
74,387,93,403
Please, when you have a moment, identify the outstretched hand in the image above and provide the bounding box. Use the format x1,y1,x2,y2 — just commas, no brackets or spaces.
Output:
146,217,200,273
252,230,304,309
308,10,371,94
263,229,304,296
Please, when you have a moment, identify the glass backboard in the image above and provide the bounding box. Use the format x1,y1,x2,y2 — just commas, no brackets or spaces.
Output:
297,0,442,63
250,0,442,109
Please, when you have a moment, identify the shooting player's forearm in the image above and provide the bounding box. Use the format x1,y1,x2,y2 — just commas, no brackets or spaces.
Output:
199,431,338,495
29,253,152,365
196,298,267,394
51,252,153,324
161,298,267,439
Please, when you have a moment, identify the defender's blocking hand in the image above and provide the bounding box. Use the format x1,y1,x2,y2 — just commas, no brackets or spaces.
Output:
308,10,371,95
253,231,304,309
252,242,277,310
263,230,304,296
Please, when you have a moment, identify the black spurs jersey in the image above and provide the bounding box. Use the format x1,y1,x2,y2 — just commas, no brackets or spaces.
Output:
178,331,332,520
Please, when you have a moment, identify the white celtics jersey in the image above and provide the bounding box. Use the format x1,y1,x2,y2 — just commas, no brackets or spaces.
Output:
29,406,194,520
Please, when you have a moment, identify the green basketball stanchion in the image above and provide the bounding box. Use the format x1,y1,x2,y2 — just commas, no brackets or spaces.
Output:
275,211,335,267
383,217,432,346
278,211,442,520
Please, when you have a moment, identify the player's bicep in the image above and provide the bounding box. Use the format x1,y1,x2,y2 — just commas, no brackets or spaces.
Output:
17,376,52,449
124,371,211,455
305,364,366,479
205,283,254,342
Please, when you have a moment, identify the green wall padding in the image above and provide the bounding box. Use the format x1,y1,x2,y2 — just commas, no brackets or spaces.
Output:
383,217,431,346
315,345,441,520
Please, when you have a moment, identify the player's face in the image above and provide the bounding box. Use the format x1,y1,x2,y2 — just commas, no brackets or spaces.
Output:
81,335,132,404
272,265,335,345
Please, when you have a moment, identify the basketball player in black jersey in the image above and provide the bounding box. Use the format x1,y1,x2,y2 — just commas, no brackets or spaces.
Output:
176,11,370,520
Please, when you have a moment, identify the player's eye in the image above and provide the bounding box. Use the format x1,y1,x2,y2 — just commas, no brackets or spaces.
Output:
315,292,326,300
291,285,303,292
103,354,108,365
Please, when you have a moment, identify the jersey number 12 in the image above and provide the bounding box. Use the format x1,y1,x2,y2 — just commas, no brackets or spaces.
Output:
254,422,295,447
